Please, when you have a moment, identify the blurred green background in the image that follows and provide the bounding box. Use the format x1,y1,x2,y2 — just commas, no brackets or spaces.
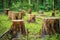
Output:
0,0,60,12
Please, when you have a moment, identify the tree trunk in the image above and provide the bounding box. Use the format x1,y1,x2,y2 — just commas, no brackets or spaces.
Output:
41,17,60,35
10,20,26,37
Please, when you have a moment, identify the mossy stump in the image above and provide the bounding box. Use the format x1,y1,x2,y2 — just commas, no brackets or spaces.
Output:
41,17,60,35
10,20,26,36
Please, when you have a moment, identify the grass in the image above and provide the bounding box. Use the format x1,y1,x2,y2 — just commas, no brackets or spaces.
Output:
0,14,11,35
0,11,60,40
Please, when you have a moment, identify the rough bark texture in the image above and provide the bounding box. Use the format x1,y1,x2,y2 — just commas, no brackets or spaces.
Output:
28,8,32,14
52,12,55,16
21,10,26,16
19,10,26,19
41,17,60,35
9,12,19,20
27,14,36,23
10,20,26,36
8,11,25,20
18,12,22,19
8,11,14,19
51,10,55,16
4,9,10,15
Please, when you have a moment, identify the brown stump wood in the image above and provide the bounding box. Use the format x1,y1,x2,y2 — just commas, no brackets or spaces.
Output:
12,12,19,20
8,11,23,20
18,12,23,19
4,9,10,15
8,11,14,19
27,14,36,23
28,8,32,14
52,12,55,17
51,10,55,16
41,17,60,35
10,20,26,36
21,10,26,16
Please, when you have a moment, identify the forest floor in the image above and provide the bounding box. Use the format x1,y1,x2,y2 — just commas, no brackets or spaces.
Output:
0,11,60,40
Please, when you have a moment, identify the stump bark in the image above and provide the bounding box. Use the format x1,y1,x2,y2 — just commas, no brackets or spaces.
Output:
8,11,23,20
21,10,26,16
51,10,55,16
52,12,55,17
41,17,60,35
12,12,19,20
27,14,36,23
8,11,13,19
28,8,32,14
18,12,23,19
4,9,10,15
10,20,26,36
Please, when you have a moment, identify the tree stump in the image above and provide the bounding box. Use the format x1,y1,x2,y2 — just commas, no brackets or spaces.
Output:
10,20,26,36
12,12,19,20
21,10,26,16
8,11,13,19
4,9,10,15
51,10,55,16
27,14,36,23
41,17,60,35
18,11,24,19
52,12,55,17
8,11,23,20
38,10,43,14
28,8,32,14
